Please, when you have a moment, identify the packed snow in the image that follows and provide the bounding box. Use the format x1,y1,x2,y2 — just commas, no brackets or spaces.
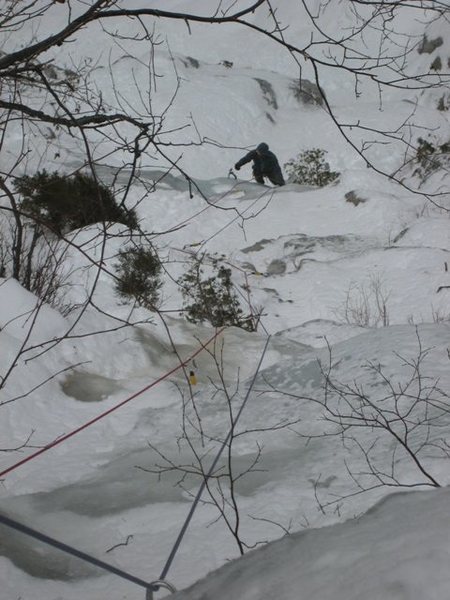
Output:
0,1,449,599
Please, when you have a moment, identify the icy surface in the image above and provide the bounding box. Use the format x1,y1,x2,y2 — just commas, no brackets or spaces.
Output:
0,1,450,599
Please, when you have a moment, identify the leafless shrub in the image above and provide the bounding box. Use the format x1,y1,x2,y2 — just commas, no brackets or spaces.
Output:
137,338,298,554
0,211,74,314
270,331,449,513
312,336,448,509
334,273,390,328
431,306,450,323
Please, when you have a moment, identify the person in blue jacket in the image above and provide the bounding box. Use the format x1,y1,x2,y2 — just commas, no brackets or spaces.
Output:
234,142,285,186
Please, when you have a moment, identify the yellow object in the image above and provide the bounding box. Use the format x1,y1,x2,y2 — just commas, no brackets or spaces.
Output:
189,370,197,385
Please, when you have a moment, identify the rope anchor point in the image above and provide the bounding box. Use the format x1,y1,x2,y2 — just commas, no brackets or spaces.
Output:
147,579,177,599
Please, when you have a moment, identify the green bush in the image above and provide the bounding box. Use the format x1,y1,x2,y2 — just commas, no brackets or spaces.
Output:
115,246,162,310
179,260,255,331
14,170,137,235
284,148,339,187
414,137,450,180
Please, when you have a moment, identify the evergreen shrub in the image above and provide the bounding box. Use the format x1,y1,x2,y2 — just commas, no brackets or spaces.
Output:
14,170,137,235
179,260,255,331
115,246,162,310
414,137,450,180
284,148,339,187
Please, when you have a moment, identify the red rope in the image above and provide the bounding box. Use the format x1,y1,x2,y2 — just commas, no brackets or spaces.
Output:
0,328,224,480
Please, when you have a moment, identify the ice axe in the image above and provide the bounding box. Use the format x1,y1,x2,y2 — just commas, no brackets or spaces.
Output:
228,168,237,179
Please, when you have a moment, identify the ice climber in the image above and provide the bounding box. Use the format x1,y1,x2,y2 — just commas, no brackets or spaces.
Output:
234,142,285,186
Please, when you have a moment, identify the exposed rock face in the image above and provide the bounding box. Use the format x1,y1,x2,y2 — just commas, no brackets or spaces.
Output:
345,191,367,206
417,35,443,54
290,78,324,106
266,259,287,275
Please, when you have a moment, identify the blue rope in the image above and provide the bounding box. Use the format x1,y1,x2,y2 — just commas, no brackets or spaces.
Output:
0,513,154,591
159,335,271,580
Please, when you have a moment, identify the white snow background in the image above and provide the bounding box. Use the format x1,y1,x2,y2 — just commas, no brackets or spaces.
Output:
1,1,450,599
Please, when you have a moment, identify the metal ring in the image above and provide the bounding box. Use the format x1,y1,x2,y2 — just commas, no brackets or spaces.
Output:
146,579,177,599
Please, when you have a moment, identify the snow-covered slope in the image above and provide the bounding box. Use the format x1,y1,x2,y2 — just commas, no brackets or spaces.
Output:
172,486,450,600
0,1,449,599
